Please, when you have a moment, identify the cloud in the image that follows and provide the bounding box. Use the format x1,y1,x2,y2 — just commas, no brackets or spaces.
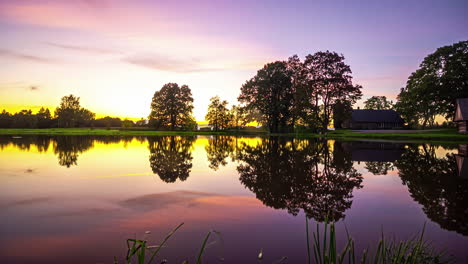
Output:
46,42,121,55
29,86,39,91
0,48,59,64
123,54,223,73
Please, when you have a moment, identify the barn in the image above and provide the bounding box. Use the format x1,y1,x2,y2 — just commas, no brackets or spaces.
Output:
343,109,404,130
454,98,468,134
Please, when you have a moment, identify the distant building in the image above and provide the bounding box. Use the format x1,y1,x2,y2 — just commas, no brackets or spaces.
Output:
454,98,468,134
197,124,213,131
343,109,404,130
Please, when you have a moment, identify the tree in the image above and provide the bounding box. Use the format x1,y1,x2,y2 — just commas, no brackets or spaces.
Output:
333,99,352,129
364,96,394,110
303,51,362,131
0,110,13,128
395,41,468,127
12,110,38,128
149,83,194,131
238,61,294,133
36,107,53,128
205,96,231,131
55,95,95,128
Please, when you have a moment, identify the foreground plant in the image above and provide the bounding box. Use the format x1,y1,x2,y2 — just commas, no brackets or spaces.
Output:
306,217,451,264
119,219,450,263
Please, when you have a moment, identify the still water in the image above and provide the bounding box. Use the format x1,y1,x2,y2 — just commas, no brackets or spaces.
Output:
0,136,467,263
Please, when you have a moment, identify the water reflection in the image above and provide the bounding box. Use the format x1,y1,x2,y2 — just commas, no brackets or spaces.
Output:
205,136,236,171
236,138,363,221
1,135,467,236
148,136,196,182
395,144,468,236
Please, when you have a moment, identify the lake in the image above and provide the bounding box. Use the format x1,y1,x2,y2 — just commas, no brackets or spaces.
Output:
0,135,467,263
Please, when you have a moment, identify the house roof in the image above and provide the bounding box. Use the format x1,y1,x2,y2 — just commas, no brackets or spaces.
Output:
351,109,404,123
455,98,468,121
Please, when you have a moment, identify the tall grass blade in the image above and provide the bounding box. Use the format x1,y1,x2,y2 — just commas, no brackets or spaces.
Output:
196,231,212,264
147,222,184,264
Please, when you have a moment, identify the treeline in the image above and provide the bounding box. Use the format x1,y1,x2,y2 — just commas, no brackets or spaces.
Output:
147,51,363,132
2,41,465,131
0,95,145,129
395,40,468,128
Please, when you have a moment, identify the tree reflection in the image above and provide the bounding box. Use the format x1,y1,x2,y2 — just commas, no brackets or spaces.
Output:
148,136,196,182
0,135,51,152
53,136,94,167
364,162,395,175
395,144,468,236
205,136,236,170
236,138,362,221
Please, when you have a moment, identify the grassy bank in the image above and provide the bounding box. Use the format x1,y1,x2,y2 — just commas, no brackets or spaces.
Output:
0,128,265,136
321,129,468,143
0,128,467,143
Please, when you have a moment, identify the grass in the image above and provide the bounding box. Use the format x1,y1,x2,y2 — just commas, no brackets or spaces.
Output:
0,128,467,143
120,219,451,264
306,219,450,264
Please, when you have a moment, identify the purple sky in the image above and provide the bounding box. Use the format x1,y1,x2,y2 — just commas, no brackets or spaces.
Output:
0,0,467,120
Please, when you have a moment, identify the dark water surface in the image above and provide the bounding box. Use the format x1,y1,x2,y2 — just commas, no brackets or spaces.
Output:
0,136,467,263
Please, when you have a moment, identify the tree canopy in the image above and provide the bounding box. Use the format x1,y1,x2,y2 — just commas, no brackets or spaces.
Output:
55,95,95,128
238,51,362,132
149,83,195,131
205,96,231,131
238,61,294,133
364,96,394,110
395,40,468,127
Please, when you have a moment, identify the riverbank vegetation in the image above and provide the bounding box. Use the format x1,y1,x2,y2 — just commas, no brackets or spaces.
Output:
121,221,450,264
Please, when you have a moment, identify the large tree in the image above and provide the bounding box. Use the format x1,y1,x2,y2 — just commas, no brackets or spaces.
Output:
364,96,394,110
238,61,294,133
205,96,231,131
55,95,95,128
303,51,362,131
149,83,194,131
395,40,468,127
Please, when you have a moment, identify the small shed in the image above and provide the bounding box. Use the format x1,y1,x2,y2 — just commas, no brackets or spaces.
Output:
454,98,468,134
343,109,404,129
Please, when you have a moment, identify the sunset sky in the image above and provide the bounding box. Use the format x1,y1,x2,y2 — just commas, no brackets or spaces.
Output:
0,0,466,122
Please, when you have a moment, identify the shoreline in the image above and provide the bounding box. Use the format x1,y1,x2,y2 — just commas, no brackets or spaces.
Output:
0,128,467,143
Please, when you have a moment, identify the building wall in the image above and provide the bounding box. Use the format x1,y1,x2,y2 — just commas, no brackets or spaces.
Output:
349,122,403,130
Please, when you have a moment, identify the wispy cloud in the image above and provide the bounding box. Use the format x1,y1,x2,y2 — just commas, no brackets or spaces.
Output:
46,42,121,55
123,54,222,73
0,48,59,64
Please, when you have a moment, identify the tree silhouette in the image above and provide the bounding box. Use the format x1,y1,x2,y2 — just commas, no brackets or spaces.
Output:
149,83,194,131
236,138,362,221
303,51,362,130
205,96,232,131
238,61,294,133
148,136,196,182
395,145,468,235
55,95,95,128
395,41,468,127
